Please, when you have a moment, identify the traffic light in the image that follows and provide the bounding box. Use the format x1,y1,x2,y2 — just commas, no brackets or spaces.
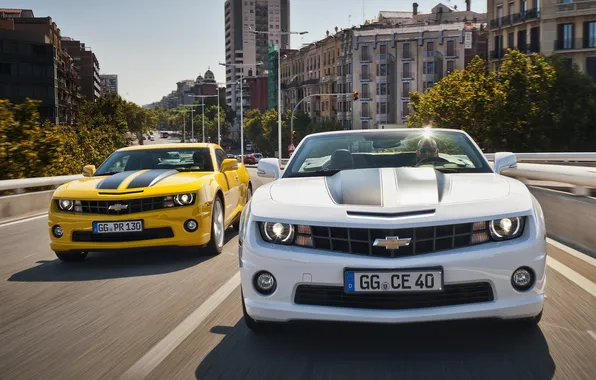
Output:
353,90,359,101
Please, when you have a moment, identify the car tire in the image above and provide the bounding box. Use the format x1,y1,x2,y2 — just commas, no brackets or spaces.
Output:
242,289,275,334
205,196,225,256
233,185,252,231
55,251,88,262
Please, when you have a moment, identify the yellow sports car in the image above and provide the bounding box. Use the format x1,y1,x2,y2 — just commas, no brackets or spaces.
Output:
48,143,252,261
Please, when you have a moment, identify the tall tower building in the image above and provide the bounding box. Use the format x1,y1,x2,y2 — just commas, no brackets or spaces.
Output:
224,0,290,113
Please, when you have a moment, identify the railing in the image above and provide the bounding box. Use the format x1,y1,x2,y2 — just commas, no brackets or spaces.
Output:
558,0,596,12
554,38,596,50
0,175,84,193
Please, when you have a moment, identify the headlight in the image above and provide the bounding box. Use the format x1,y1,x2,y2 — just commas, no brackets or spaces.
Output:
57,199,74,211
174,193,194,206
259,222,295,245
489,217,524,241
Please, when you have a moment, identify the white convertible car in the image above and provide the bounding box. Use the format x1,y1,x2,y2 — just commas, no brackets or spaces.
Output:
238,128,546,333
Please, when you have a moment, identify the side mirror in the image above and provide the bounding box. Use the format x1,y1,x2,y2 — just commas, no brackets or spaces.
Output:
494,152,517,174
82,165,96,177
220,158,239,172
257,158,281,179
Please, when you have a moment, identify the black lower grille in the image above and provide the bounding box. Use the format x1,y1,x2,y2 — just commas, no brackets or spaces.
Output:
309,223,478,258
294,282,494,310
71,227,174,242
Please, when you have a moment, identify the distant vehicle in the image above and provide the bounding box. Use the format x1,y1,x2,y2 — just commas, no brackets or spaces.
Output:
150,135,155,141
253,153,263,162
161,132,169,138
227,154,236,159
243,154,257,165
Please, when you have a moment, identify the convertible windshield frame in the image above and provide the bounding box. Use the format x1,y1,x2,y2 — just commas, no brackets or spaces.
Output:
94,147,215,176
282,129,493,178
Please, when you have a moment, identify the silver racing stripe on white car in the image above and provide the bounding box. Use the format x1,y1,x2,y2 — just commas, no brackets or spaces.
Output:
325,167,448,207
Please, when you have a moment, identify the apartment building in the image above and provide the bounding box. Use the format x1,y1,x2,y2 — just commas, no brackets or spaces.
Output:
488,0,596,79
224,0,290,112
62,37,101,102
100,74,118,95
280,29,353,127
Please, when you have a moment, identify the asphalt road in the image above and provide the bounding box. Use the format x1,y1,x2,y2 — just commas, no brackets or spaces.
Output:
1,170,595,379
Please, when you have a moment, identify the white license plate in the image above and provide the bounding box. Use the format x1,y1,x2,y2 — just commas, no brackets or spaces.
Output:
344,269,443,293
92,220,143,234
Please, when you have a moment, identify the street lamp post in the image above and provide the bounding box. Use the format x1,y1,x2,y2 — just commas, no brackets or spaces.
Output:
215,81,241,146
219,62,263,159
248,29,308,160
191,95,218,143
179,104,200,142
175,109,191,142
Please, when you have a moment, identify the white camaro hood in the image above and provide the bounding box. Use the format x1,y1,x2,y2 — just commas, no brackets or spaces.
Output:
251,168,535,227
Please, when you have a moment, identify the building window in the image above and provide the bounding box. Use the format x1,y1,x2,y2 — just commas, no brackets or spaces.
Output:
362,120,369,129
585,21,596,48
361,45,369,61
379,44,387,54
377,63,388,76
446,40,455,57
361,65,370,80
376,102,388,115
403,43,411,59
423,81,434,91
362,103,369,118
517,30,527,52
402,101,410,117
521,0,527,13
508,2,514,16
446,60,455,74
424,62,435,74
362,83,369,98
377,82,389,95
402,81,410,97
508,32,515,48
497,6,503,27
426,41,434,52
403,62,410,78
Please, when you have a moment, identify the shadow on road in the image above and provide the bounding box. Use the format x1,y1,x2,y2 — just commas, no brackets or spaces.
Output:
8,229,238,282
196,318,555,380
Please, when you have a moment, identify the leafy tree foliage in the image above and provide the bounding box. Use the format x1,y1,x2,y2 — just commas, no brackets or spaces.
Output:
408,50,596,152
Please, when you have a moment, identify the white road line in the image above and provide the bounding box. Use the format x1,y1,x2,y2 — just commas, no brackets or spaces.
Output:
120,272,241,380
547,238,596,268
0,213,48,228
588,330,596,342
547,256,596,298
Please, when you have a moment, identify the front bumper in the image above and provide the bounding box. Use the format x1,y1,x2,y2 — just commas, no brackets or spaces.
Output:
240,222,546,324
48,203,212,252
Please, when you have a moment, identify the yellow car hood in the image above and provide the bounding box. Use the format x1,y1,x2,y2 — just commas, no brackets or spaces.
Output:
55,169,214,198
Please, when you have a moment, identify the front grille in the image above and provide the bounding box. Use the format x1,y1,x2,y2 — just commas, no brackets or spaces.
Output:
294,282,494,310
57,196,192,215
71,227,174,242
309,223,477,258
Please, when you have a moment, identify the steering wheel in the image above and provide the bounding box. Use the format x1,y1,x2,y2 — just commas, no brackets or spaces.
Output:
415,156,450,167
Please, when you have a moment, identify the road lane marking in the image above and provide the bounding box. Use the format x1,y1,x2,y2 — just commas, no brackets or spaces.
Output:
120,272,241,380
547,238,596,268
588,330,596,342
0,213,48,227
547,256,596,298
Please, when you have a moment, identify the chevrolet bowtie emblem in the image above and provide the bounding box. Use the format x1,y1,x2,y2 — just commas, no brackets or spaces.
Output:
373,236,412,250
108,204,128,211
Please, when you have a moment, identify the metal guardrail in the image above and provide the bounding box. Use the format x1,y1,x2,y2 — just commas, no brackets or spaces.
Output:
0,175,83,193
0,153,595,194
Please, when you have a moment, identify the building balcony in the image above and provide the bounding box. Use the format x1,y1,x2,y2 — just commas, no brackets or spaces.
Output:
376,53,395,62
303,78,320,86
558,0,596,13
512,8,540,24
423,51,444,60
423,72,443,82
489,15,513,29
554,38,596,51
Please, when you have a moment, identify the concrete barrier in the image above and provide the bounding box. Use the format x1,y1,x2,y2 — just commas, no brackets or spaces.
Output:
0,190,53,223
529,186,596,257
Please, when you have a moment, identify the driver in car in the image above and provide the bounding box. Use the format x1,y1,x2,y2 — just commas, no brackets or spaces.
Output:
416,138,439,163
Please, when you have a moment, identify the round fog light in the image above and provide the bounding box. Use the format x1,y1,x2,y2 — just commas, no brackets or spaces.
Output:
511,267,534,291
184,219,198,232
53,225,64,238
254,271,276,295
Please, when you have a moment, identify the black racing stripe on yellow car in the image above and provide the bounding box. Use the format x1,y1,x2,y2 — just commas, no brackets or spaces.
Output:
126,169,179,189
96,171,141,190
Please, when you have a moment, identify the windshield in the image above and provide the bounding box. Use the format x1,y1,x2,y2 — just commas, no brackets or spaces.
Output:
94,148,214,175
283,130,491,178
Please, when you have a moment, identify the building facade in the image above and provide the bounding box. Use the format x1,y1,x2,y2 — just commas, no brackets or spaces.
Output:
62,37,101,102
100,74,118,95
487,0,596,80
0,9,80,125
224,0,290,113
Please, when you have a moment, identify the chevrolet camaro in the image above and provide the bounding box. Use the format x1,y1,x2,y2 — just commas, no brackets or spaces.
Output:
238,128,546,332
49,143,251,261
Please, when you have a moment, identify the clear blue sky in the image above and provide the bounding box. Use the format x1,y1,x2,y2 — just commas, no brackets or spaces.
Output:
6,0,486,105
